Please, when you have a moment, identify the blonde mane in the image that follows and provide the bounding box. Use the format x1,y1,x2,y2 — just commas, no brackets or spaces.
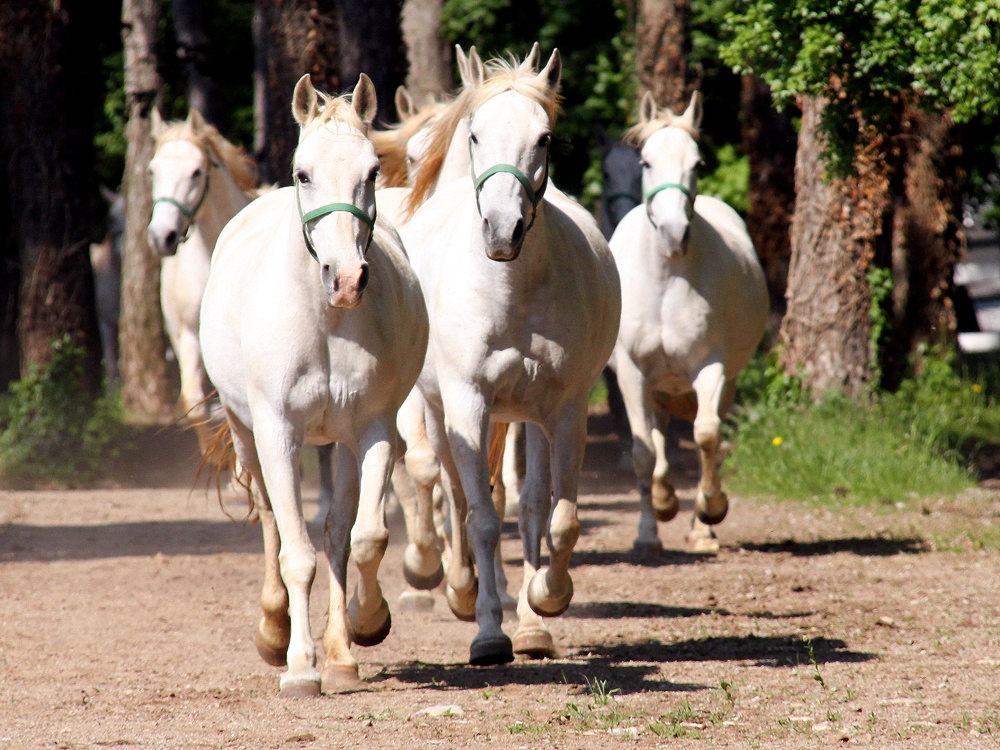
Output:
405,55,562,215
154,119,259,198
624,112,700,148
371,99,450,188
299,92,370,141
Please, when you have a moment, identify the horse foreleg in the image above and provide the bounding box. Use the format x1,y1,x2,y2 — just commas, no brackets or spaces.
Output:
689,361,728,552
313,443,335,524
346,420,394,650
251,411,319,697
527,404,585,619
320,444,360,692
176,328,213,454
513,423,555,658
615,353,666,555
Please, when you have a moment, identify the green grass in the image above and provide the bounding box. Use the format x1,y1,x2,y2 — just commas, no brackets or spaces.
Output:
725,349,1000,507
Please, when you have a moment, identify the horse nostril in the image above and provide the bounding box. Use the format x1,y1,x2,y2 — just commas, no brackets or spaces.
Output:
357,264,370,292
165,230,178,248
482,217,490,231
511,218,525,245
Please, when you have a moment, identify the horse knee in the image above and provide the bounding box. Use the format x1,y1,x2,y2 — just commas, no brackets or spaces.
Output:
350,530,389,568
278,548,317,590
693,417,721,453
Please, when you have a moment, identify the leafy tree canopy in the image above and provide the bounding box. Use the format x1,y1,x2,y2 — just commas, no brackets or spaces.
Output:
720,0,1000,175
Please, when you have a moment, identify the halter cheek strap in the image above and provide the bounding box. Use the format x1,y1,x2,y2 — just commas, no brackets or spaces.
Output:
642,182,693,226
295,179,377,263
151,164,213,242
469,138,549,234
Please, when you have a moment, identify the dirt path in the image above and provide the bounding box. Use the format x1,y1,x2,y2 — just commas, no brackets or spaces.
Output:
1,418,998,749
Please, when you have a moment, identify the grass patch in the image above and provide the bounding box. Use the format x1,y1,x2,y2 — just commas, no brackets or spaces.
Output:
725,349,1000,507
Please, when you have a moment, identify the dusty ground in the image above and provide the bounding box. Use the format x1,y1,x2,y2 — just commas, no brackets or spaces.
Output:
1,416,998,749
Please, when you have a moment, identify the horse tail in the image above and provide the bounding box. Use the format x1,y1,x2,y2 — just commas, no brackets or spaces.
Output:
487,422,509,491
192,403,256,523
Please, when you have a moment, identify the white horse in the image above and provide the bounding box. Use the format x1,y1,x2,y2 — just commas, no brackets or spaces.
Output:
146,109,258,452
399,49,621,665
610,91,768,555
200,74,429,697
90,186,125,388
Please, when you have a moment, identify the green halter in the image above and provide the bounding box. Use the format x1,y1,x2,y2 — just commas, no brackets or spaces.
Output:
151,163,213,242
295,179,377,263
642,181,693,226
469,138,549,235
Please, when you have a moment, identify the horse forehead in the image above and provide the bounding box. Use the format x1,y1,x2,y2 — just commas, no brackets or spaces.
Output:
153,138,206,167
472,90,547,129
298,123,375,164
645,127,699,164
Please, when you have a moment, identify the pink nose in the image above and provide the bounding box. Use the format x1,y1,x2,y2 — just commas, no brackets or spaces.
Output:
329,263,370,308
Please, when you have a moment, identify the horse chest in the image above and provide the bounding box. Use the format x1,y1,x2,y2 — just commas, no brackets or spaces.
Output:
658,277,711,360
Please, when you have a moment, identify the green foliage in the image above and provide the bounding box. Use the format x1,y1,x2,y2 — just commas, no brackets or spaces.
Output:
699,143,750,214
726,348,997,504
720,0,1000,175
867,266,894,389
0,337,131,488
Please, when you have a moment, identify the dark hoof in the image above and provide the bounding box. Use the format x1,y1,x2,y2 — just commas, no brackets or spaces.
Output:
651,484,679,522
350,600,392,647
403,561,445,591
470,634,514,666
321,663,364,693
632,539,664,561
254,626,288,667
695,491,729,526
512,628,555,659
278,678,321,699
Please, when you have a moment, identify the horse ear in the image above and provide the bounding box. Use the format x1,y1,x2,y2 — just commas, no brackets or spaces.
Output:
352,73,378,126
455,44,471,88
681,90,703,130
518,42,541,73
395,86,415,120
292,74,320,126
467,46,486,88
537,48,562,91
150,107,165,138
638,91,658,124
186,108,206,134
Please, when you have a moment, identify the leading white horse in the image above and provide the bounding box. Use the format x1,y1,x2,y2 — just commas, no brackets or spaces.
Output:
610,92,768,555
399,49,621,665
200,74,429,697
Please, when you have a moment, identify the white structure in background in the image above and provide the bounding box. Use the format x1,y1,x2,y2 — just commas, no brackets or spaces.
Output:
957,202,1000,353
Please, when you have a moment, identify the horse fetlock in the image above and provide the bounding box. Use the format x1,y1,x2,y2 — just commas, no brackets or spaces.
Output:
695,488,729,526
651,479,679,522
527,566,574,617
402,542,444,590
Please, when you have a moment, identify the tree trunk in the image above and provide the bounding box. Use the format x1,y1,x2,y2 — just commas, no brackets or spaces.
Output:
171,0,223,128
884,102,962,387
740,75,797,330
0,0,101,391
334,0,407,125
401,0,451,105
254,0,340,186
635,0,696,110
779,98,896,397
120,0,176,423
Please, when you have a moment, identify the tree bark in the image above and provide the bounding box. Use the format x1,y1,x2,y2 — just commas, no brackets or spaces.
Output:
254,0,340,186
401,0,451,105
0,0,101,391
120,0,176,423
779,98,895,397
171,0,223,128
635,0,696,111
741,75,797,328
334,0,406,125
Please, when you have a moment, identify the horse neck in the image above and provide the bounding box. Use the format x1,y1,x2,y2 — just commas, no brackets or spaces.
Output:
195,165,253,251
436,120,472,189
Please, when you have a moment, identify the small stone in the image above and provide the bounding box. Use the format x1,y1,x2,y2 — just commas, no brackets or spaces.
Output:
412,704,464,718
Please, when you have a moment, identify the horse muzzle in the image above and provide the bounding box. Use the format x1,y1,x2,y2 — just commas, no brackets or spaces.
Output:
147,225,181,258
323,262,370,308
482,216,525,262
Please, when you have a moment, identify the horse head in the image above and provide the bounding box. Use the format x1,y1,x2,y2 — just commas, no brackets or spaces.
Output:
629,90,703,257
147,108,215,257
292,73,379,309
598,127,642,238
465,47,561,262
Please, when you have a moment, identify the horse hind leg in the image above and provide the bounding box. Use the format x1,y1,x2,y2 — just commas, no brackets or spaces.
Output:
396,452,442,613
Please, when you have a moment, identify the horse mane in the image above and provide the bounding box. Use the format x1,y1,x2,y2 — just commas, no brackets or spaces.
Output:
405,54,562,216
624,111,700,148
371,98,450,188
154,119,260,198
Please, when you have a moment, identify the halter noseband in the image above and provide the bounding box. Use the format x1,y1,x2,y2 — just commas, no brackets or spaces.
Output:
151,162,214,242
295,179,377,263
642,182,693,226
469,138,549,236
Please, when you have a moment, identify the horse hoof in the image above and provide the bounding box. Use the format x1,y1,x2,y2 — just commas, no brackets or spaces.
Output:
279,675,321,699
633,538,664,560
469,633,514,666
690,535,720,554
512,628,555,659
695,490,729,525
651,482,679,522
446,581,478,623
321,663,364,693
254,625,288,667
403,560,444,591
527,568,573,618
397,588,436,613
350,598,392,647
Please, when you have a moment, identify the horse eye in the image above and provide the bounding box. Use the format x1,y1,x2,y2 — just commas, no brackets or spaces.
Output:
469,133,479,145
538,133,551,149
295,171,310,185
639,160,649,170
368,166,379,183
192,168,202,179
695,160,706,174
